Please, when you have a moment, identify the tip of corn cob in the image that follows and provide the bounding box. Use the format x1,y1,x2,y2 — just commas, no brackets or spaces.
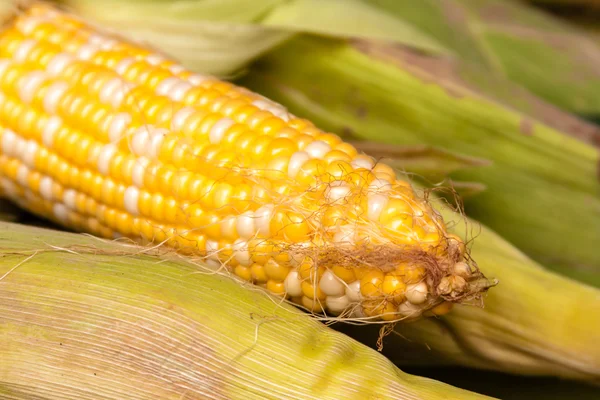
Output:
0,3,494,322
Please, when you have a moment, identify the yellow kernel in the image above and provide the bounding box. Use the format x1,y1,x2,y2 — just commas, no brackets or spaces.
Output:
266,280,286,296
234,265,252,282
301,296,325,313
251,263,268,283
397,264,426,284
379,198,413,224
298,259,325,280
301,281,327,301
331,266,356,283
263,259,291,282
382,275,406,302
360,271,384,297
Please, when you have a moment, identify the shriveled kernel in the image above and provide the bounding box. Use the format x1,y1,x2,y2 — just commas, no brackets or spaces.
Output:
406,282,428,305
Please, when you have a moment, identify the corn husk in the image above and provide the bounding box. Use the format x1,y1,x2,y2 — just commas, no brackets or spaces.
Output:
63,0,600,116
238,36,600,286
363,0,600,117
0,220,493,399
60,0,445,76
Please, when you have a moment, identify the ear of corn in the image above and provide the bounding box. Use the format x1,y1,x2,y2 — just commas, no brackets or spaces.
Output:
0,4,491,322
0,220,495,400
238,35,600,286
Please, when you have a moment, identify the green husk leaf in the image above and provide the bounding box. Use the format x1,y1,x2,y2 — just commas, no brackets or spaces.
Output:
238,36,600,285
259,0,445,53
0,220,492,400
63,0,445,76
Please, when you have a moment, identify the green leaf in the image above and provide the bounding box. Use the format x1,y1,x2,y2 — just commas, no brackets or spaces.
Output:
260,0,446,53
0,221,493,399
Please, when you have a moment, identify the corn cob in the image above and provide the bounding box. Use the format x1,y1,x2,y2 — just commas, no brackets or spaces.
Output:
0,4,489,321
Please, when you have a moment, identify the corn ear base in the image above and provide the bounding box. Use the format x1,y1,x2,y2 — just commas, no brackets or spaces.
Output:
238,36,600,286
0,220,493,400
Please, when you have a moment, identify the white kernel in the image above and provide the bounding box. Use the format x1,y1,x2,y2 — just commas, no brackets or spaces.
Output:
206,240,220,260
0,178,17,198
16,16,47,35
453,262,472,278
76,43,100,60
43,81,69,114
156,77,181,96
319,271,346,296
288,151,310,178
1,129,17,155
16,165,29,186
168,81,192,101
345,280,362,302
53,203,69,223
326,295,350,315
42,116,62,147
254,204,274,237
63,189,77,209
233,239,252,266
325,182,351,203
169,65,186,75
39,176,54,200
97,144,118,175
368,178,393,193
332,225,356,244
46,53,75,76
367,193,389,221
14,39,37,62
19,71,47,104
398,301,423,318
124,186,140,215
99,39,118,51
209,118,234,144
108,113,132,142
236,211,256,239
271,108,292,122
0,60,10,77
87,34,105,45
406,282,428,305
146,54,167,65
115,58,135,75
147,129,167,159
14,137,27,160
284,270,303,297
131,157,150,187
131,128,150,156
351,157,375,170
252,99,291,121
22,141,38,167
304,140,331,159
188,74,210,85
171,107,196,132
